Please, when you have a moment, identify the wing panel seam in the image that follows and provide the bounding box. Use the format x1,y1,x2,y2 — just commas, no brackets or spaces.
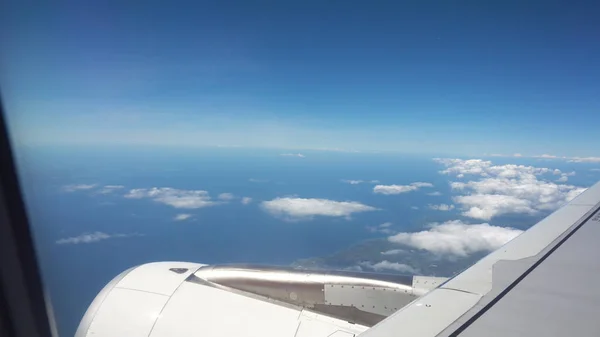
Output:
448,203,600,336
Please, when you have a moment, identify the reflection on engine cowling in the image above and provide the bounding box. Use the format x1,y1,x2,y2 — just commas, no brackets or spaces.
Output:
191,264,446,326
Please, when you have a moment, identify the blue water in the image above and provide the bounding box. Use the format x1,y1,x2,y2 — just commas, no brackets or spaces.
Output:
13,145,599,336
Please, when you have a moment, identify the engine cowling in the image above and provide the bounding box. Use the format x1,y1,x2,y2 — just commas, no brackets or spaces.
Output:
76,262,447,337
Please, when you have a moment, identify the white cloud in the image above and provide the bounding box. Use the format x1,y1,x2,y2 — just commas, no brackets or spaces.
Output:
125,187,219,209
343,180,364,185
568,157,600,163
367,222,395,234
63,184,97,192
450,177,585,220
249,178,268,183
388,220,523,257
56,232,140,244
591,168,600,172
98,185,125,194
174,213,193,221
341,179,380,185
556,171,575,182
241,197,253,205
218,193,235,201
380,249,405,255
411,182,434,188
373,182,433,195
427,191,442,196
280,153,305,158
453,194,535,220
261,197,378,220
374,185,417,194
410,206,419,210
358,261,418,274
436,158,587,220
434,158,492,177
428,204,455,211
482,154,600,162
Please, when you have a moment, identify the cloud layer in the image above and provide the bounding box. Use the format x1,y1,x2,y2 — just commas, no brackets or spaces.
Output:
56,232,140,244
125,187,219,209
367,222,394,234
373,182,433,195
261,197,378,219
218,193,235,201
98,185,125,194
435,158,586,220
173,213,193,221
63,184,97,192
342,179,380,185
388,220,523,257
568,157,600,163
428,204,455,211
358,260,418,274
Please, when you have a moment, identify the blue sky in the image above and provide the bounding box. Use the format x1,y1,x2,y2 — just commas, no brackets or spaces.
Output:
1,1,599,155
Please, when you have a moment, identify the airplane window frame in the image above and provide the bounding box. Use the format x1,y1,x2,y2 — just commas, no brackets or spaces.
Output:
0,95,55,337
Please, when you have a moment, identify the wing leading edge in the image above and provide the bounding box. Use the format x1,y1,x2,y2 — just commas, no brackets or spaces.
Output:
361,181,600,337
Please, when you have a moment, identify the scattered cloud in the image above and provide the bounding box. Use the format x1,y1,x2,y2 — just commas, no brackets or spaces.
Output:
436,158,586,220
341,179,380,185
591,168,600,172
367,222,395,234
241,197,253,205
388,220,523,257
63,184,97,192
343,180,363,185
98,185,125,194
428,204,455,211
411,182,434,188
173,213,193,221
556,171,576,183
568,157,600,163
427,191,442,196
452,194,534,220
280,153,305,158
125,187,219,209
358,260,418,274
249,178,268,183
261,197,378,220
483,154,600,163
373,182,433,195
309,147,361,153
410,206,419,210
380,249,405,255
218,193,235,201
56,232,141,244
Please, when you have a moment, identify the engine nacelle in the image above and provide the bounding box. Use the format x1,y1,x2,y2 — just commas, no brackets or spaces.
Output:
76,262,447,337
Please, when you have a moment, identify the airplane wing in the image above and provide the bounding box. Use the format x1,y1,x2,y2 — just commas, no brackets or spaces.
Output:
75,181,600,337
362,180,600,337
